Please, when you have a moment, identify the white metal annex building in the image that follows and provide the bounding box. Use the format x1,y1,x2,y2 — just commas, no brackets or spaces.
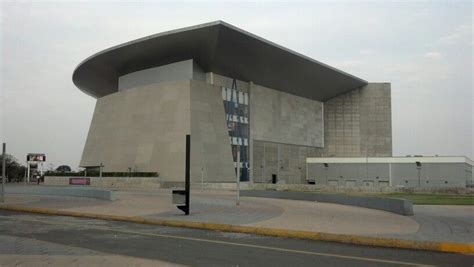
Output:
306,156,473,188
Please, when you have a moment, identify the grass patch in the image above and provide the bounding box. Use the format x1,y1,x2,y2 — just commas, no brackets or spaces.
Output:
383,193,474,205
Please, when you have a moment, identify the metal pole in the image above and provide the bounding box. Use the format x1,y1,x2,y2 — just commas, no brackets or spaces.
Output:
366,134,369,181
27,162,30,183
325,167,328,185
200,146,205,191
99,163,103,178
263,143,266,183
389,162,392,187
201,167,204,191
418,168,421,187
1,143,5,203
236,147,240,206
366,155,369,181
277,144,280,182
185,134,190,215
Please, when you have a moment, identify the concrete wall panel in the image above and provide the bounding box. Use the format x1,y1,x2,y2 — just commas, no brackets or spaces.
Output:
118,60,205,91
323,83,392,157
80,80,191,182
250,84,324,148
253,140,322,184
190,80,235,183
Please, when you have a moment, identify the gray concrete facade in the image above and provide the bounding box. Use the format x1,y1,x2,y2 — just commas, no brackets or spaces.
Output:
81,78,236,183
118,59,205,91
81,80,191,181
252,141,323,184
250,84,324,148
190,80,236,183
81,70,393,184
322,83,392,157
76,22,395,186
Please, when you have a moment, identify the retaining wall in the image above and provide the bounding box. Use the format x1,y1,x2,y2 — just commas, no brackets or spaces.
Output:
241,190,414,216
5,185,117,201
45,176,161,190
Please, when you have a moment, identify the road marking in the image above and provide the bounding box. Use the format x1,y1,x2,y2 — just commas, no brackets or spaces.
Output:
0,215,433,267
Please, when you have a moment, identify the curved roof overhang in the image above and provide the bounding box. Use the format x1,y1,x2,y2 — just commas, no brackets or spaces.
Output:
73,21,368,101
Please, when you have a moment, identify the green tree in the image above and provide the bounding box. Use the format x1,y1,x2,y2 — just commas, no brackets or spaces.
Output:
56,165,72,173
0,154,26,182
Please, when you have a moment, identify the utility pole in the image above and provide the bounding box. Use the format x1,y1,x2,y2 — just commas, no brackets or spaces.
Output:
1,143,5,203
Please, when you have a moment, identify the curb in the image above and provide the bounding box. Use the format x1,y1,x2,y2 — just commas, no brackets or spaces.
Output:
0,204,472,254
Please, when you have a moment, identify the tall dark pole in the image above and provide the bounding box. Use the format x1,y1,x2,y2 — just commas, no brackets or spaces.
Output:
185,134,191,215
417,168,421,187
323,163,328,185
416,161,422,188
1,143,6,203
236,148,240,206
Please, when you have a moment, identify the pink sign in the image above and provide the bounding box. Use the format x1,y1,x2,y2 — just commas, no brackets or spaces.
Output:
69,177,90,185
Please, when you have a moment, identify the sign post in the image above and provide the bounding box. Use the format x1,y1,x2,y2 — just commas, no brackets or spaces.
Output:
26,153,46,183
236,148,240,206
172,135,190,215
1,143,5,203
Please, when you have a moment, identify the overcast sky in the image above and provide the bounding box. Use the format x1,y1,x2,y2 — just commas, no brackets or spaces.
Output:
1,1,472,170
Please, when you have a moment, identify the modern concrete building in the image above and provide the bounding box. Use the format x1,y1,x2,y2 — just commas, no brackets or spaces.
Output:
307,156,474,188
73,21,392,185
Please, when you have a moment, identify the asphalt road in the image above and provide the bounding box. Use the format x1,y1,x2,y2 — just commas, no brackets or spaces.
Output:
0,210,472,266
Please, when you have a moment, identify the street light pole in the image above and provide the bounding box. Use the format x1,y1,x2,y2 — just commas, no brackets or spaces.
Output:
418,169,421,187
1,143,6,203
323,163,328,185
236,148,240,206
201,167,204,191
416,161,422,188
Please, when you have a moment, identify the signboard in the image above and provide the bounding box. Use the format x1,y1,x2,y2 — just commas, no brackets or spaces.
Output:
29,163,38,169
69,177,90,185
27,153,46,162
172,190,186,204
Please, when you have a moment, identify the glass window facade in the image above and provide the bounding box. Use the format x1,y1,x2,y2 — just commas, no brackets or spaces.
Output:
221,86,249,181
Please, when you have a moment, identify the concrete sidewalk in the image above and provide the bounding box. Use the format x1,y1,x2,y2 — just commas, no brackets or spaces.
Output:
1,186,473,245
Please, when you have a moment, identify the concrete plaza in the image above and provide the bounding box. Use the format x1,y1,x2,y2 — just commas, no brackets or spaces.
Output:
2,185,473,244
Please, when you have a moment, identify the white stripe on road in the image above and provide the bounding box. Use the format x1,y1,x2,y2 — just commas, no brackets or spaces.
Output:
1,215,433,267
